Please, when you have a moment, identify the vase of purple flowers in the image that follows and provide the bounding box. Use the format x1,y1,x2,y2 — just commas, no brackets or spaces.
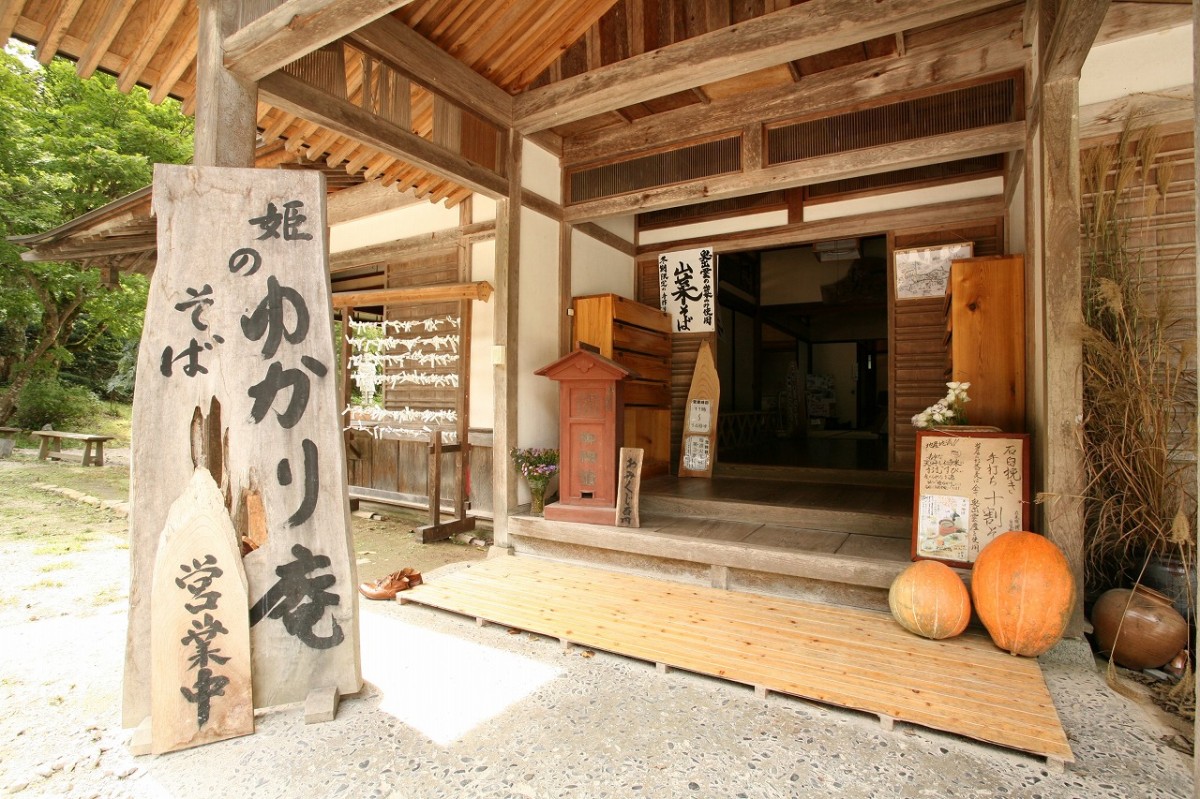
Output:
511,447,559,516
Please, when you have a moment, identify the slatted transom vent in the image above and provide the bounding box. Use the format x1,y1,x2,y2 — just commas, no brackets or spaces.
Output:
568,136,742,203
767,77,1021,165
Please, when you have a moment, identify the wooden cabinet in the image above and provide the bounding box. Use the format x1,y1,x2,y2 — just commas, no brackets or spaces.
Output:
572,293,672,475
944,255,1025,432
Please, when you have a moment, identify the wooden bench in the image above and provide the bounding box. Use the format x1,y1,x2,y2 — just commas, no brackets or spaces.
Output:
0,426,20,458
31,431,116,467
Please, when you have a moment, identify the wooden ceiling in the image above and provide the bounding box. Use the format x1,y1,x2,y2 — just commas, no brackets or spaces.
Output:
3,0,1190,218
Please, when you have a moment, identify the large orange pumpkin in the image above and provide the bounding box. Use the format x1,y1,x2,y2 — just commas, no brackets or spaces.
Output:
888,560,971,639
971,531,1075,656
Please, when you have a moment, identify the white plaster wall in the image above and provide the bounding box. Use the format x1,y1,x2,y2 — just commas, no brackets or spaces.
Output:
1080,25,1193,106
804,177,1003,222
522,140,562,204
639,210,788,246
517,209,562,451
572,229,635,298
469,238,496,429
473,194,497,223
593,215,635,242
328,200,460,252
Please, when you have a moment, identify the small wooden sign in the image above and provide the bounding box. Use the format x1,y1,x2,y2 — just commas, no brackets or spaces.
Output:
151,468,253,754
678,341,719,478
912,430,1031,567
615,448,644,528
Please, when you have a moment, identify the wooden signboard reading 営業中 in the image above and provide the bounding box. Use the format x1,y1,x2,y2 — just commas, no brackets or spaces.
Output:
126,165,361,731
150,468,253,754
912,430,1030,568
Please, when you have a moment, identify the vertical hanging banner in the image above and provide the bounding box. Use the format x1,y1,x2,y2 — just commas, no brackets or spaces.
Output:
658,246,717,333
125,165,361,729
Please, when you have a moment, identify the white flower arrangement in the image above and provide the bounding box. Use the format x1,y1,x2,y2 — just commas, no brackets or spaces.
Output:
912,382,971,429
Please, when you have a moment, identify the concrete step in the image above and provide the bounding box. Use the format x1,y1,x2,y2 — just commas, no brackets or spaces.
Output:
508,514,910,614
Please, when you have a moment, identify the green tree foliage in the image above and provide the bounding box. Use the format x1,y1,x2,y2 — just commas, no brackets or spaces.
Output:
0,46,193,423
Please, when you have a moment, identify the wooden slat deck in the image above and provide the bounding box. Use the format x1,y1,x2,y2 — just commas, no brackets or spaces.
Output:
402,557,1073,764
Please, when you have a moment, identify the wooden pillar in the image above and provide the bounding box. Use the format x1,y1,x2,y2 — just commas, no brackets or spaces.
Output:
1038,76,1086,636
1192,2,1198,792
559,221,573,356
195,0,257,168
491,131,522,548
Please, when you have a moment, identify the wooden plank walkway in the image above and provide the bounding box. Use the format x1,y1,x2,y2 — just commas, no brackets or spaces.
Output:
401,557,1073,765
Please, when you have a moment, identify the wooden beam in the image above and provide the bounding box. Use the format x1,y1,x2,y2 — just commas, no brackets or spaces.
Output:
223,0,417,83
347,14,513,129
259,69,508,198
565,121,1025,222
1080,84,1194,141
329,220,496,271
1095,1,1191,47
331,281,493,308
574,222,636,256
562,8,1024,166
515,0,1013,133
1041,0,1111,81
326,179,422,225
635,196,1006,256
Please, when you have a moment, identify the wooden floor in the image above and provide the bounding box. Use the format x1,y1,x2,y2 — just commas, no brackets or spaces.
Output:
403,557,1074,765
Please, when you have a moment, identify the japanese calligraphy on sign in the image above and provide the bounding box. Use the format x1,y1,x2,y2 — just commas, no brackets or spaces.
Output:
150,468,252,754
129,165,360,730
615,448,644,528
658,246,717,332
912,430,1030,566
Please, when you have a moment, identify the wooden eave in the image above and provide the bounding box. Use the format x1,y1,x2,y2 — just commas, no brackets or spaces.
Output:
2,0,1190,233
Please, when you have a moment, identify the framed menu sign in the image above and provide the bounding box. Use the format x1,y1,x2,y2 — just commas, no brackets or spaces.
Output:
912,430,1030,567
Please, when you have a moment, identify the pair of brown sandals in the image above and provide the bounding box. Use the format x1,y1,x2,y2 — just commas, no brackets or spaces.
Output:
358,567,423,600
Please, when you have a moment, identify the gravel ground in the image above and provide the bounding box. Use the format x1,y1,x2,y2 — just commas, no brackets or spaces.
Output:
0,458,1194,799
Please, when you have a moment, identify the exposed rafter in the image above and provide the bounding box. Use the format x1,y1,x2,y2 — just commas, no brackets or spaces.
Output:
223,0,418,82
514,0,1014,133
259,70,506,198
563,7,1025,166
347,14,513,129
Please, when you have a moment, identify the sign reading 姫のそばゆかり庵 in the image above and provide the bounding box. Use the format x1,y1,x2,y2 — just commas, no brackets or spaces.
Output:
912,430,1030,567
126,165,361,731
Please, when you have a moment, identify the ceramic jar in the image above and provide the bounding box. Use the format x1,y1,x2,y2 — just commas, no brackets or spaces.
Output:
1091,585,1189,670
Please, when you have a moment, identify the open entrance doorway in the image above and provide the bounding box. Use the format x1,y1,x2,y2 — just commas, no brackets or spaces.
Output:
715,235,889,471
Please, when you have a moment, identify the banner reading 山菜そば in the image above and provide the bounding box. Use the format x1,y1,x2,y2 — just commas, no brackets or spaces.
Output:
658,246,717,333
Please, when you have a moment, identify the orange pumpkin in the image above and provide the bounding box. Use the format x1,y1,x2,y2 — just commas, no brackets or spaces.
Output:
888,560,971,640
971,531,1075,657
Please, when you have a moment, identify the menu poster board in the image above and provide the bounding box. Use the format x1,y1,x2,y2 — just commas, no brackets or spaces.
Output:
893,242,974,299
912,430,1030,567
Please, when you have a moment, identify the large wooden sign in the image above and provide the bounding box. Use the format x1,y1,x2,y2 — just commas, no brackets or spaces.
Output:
678,341,719,478
150,468,252,754
126,165,361,729
912,430,1030,567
